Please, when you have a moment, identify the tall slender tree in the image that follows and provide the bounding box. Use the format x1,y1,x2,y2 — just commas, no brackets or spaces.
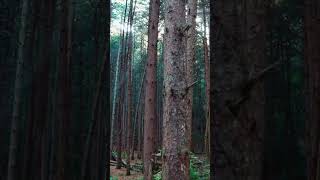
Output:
143,0,160,178
201,0,210,156
125,0,137,175
186,0,198,148
111,13,124,151
131,61,147,160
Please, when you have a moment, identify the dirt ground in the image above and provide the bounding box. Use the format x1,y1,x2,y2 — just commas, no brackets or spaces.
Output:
110,157,144,180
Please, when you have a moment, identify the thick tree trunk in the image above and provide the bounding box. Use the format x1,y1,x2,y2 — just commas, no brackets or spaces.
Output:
143,0,160,178
162,0,190,179
305,0,320,180
211,0,267,179
7,0,29,179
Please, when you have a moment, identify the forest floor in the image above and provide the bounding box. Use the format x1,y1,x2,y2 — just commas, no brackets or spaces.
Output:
110,156,144,180
110,152,209,180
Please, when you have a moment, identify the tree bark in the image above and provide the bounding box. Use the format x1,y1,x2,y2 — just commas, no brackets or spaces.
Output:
211,0,267,179
7,0,29,179
162,0,190,179
143,0,160,178
55,0,73,179
186,0,197,149
304,0,320,179
201,1,210,156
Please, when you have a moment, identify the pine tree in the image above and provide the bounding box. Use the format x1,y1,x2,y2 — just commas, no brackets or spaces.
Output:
162,0,191,179
143,0,160,178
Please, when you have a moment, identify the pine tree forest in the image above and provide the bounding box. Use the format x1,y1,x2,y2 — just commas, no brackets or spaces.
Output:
0,0,319,180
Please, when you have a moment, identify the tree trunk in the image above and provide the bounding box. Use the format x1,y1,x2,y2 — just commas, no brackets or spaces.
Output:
126,26,133,177
36,1,56,179
131,61,147,160
111,6,127,151
116,38,128,168
304,0,320,179
137,36,145,160
186,0,197,149
201,1,210,156
143,0,160,178
126,0,137,174
116,86,124,169
162,0,190,179
211,0,267,179
7,0,29,179
55,0,73,179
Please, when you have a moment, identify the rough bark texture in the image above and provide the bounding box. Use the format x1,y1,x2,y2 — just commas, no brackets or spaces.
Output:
211,0,267,179
7,0,29,179
186,0,197,148
143,0,160,178
162,0,190,179
305,0,320,179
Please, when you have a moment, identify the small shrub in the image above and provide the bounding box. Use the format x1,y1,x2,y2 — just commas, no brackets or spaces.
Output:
110,176,118,180
153,171,162,180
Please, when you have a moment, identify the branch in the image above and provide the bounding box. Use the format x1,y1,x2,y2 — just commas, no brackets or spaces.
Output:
186,80,198,90
227,59,292,115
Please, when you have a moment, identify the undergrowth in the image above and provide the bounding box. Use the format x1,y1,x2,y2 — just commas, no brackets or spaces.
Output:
152,152,210,180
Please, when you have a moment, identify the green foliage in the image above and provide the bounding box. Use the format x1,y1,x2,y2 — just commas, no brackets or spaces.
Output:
153,171,162,180
190,165,200,180
111,151,118,158
110,176,119,180
190,153,210,180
